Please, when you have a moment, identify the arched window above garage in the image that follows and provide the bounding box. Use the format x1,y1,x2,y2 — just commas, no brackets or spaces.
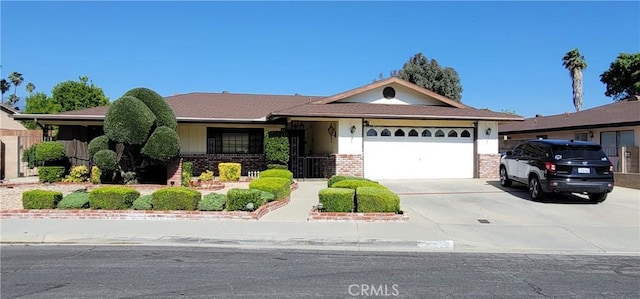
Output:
435,130,445,137
448,130,458,137
394,129,405,137
381,129,391,136
461,130,471,138
408,129,418,137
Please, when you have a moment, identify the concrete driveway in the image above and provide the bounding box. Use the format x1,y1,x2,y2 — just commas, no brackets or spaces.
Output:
381,179,640,254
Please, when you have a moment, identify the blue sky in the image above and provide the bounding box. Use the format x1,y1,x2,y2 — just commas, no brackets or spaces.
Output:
1,1,639,117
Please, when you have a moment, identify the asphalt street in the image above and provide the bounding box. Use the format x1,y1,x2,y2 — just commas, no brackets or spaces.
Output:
1,245,639,298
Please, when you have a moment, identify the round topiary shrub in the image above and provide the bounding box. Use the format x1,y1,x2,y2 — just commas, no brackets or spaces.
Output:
93,149,118,172
88,135,109,161
35,141,66,165
141,126,180,161
124,87,177,130
103,96,156,145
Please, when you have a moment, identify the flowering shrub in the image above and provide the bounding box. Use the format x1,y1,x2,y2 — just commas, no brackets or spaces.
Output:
63,165,89,183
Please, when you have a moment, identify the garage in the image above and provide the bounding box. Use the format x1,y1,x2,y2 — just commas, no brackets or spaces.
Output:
363,126,474,180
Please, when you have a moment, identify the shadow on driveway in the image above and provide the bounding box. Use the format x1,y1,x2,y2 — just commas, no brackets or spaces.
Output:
485,181,600,205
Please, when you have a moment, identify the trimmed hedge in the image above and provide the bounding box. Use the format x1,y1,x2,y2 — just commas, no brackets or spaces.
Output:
93,150,118,172
152,187,201,211
331,179,387,190
58,192,90,209
259,169,293,182
226,188,265,211
88,135,109,162
141,126,180,162
198,193,227,211
89,186,140,210
22,190,63,209
265,132,289,165
267,164,288,170
132,194,153,210
103,95,156,145
256,189,276,203
356,187,401,213
38,166,66,183
124,87,178,130
35,141,66,164
249,177,291,200
327,175,371,188
318,188,355,212
219,162,241,181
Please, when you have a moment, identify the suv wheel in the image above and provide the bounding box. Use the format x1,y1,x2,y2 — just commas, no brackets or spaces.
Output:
588,193,607,203
529,175,546,201
499,166,512,187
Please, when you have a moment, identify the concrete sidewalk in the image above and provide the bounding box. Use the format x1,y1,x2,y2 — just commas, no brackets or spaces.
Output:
2,180,639,255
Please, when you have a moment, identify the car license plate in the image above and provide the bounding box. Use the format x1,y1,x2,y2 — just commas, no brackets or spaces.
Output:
578,167,590,174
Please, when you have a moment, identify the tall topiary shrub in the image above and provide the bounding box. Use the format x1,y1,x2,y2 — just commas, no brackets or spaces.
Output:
123,88,178,130
141,126,180,161
264,131,289,166
103,96,156,145
88,135,109,161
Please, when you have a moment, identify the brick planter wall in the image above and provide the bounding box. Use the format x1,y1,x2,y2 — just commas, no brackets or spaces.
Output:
166,157,182,186
181,154,266,176
478,154,500,179
308,208,409,222
334,154,364,177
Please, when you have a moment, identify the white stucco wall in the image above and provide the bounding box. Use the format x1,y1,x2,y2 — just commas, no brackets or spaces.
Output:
337,119,363,154
337,83,444,106
306,121,337,155
477,121,498,154
1,109,28,131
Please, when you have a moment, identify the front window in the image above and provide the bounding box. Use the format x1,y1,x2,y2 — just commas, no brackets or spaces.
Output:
207,128,264,154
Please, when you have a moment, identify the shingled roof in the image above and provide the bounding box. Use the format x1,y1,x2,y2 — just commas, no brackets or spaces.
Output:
499,96,640,134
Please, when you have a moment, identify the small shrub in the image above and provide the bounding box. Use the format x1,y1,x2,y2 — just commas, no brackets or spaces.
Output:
249,177,291,200
182,162,193,187
122,171,138,185
226,188,265,211
38,166,66,183
58,192,90,209
62,165,89,183
199,170,214,182
219,162,241,181
22,144,39,169
93,149,118,172
356,187,401,213
22,190,63,209
255,189,276,203
152,187,201,211
132,194,153,210
327,175,371,187
90,166,102,184
259,169,293,182
88,135,109,162
318,188,355,213
35,141,66,165
331,179,386,190
198,193,227,211
267,164,288,170
89,186,139,210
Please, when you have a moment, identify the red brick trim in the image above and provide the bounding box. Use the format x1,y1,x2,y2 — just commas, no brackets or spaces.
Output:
307,208,409,222
1,197,291,221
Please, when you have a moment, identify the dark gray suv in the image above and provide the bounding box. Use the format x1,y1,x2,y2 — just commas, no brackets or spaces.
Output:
500,139,615,202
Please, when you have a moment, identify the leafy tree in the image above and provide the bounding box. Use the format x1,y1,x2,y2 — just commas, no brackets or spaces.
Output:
50,75,109,112
562,49,587,111
0,79,10,103
23,92,61,129
391,53,463,102
599,52,640,101
6,94,19,107
89,87,179,183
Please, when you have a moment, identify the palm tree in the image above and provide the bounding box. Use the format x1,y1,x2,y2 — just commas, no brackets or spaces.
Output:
0,79,10,103
25,82,35,95
8,72,24,97
562,49,587,111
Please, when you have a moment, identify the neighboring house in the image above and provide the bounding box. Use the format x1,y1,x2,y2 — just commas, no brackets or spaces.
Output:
498,96,640,174
11,77,522,180
0,104,42,180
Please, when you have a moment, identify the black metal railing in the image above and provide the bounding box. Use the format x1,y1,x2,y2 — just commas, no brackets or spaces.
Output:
292,156,335,179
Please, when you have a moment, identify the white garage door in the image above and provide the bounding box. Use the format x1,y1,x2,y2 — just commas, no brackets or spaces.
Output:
363,127,474,180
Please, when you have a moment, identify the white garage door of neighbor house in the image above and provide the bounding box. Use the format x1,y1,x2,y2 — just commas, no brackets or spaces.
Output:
363,127,474,180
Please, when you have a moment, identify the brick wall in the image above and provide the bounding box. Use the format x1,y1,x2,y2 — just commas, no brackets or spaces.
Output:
181,154,266,176
478,154,500,179
166,157,182,185
335,154,364,177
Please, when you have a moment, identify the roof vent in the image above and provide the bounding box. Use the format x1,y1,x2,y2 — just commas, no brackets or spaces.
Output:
627,95,639,101
294,93,301,96
535,114,543,117
222,91,230,93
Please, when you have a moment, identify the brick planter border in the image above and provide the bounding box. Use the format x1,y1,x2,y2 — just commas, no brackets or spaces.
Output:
307,208,409,222
1,196,290,221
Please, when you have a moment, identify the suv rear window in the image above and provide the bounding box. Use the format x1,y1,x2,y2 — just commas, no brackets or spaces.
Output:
551,145,607,160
